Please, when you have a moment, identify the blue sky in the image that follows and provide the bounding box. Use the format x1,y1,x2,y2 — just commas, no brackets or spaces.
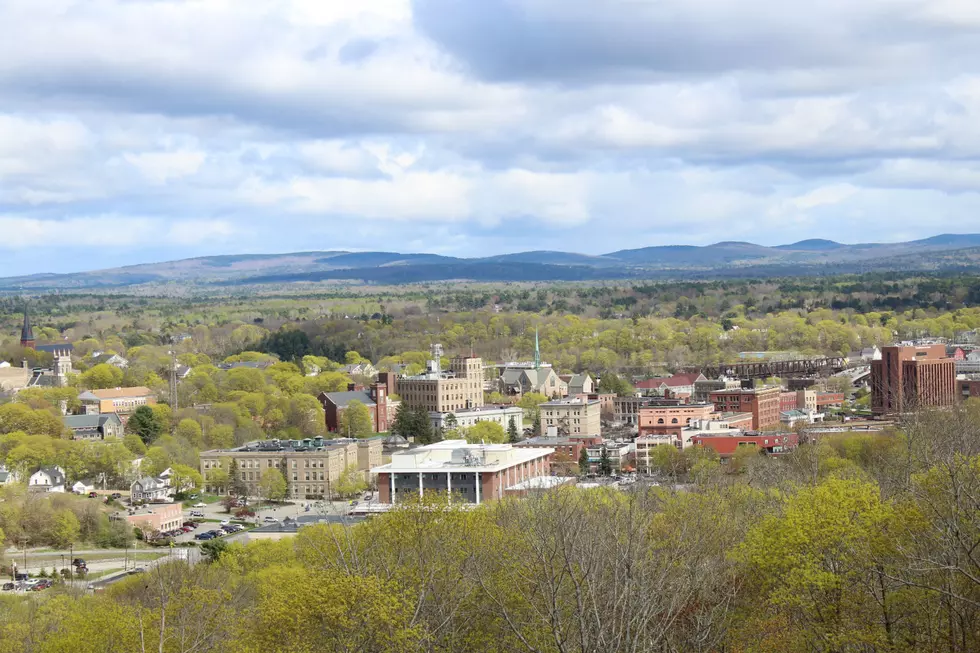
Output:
1,0,979,275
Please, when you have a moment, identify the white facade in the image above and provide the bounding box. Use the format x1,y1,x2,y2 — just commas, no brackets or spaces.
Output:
430,405,524,432
29,467,66,493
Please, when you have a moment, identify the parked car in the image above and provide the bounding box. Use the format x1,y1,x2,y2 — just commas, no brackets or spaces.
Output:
219,519,230,526
88,492,98,498
182,521,197,528
195,532,214,540
190,510,204,518
192,502,207,508
110,492,122,499
263,516,278,522
72,558,85,567
1,582,14,591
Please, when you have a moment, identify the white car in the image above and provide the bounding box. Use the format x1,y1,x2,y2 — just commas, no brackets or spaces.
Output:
192,502,207,508
219,519,230,526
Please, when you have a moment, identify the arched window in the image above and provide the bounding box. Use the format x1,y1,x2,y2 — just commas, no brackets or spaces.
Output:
671,418,678,424
657,418,664,424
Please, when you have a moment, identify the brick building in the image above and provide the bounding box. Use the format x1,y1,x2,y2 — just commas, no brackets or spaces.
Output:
515,435,602,473
127,503,182,536
318,383,394,434
871,345,956,416
373,440,554,505
690,432,798,458
708,386,781,430
398,356,484,413
637,403,718,438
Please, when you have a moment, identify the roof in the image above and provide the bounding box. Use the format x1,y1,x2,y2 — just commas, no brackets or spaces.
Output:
635,373,704,389
21,305,33,342
35,343,74,354
539,397,599,407
133,476,167,490
64,413,121,429
32,466,65,484
320,390,376,408
567,373,591,387
82,387,153,400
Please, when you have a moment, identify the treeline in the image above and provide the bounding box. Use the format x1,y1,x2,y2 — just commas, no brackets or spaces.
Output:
3,406,980,651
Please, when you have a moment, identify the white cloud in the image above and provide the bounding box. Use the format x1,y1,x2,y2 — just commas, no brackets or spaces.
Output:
123,150,207,184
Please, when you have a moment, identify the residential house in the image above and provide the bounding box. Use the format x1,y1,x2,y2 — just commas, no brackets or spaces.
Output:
634,373,707,399
848,347,882,364
71,479,96,494
130,476,172,503
90,352,129,368
63,413,124,440
0,465,17,486
560,373,595,397
342,362,377,378
318,383,395,434
29,466,66,493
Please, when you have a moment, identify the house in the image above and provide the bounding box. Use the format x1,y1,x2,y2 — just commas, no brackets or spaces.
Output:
130,476,172,503
318,383,395,434
29,466,66,493
634,373,707,398
218,360,274,371
848,347,882,363
78,386,156,417
342,362,377,378
0,465,17,486
71,479,96,494
63,413,124,440
561,373,595,397
90,352,129,368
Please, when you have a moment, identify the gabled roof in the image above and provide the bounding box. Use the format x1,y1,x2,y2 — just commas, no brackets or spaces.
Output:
32,466,65,485
133,476,167,490
35,343,74,354
321,390,376,408
635,373,704,389
64,413,122,429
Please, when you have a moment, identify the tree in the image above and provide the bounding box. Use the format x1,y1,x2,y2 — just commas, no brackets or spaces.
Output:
334,465,368,499
174,419,203,448
79,363,124,390
127,405,164,445
578,447,590,475
169,464,203,494
464,421,508,444
599,446,613,475
220,495,239,514
49,509,80,548
122,433,147,456
206,468,230,494
392,405,436,444
258,468,288,503
339,400,373,438
201,538,229,563
507,417,519,443
229,459,248,498
597,373,634,396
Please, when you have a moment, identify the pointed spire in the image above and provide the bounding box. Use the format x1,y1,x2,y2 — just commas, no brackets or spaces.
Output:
534,326,540,370
20,301,34,348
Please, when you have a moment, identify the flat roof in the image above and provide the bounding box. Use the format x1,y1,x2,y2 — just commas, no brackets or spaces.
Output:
506,476,574,491
539,398,599,407
371,439,554,474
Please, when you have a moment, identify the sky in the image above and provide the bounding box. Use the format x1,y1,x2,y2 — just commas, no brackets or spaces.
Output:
2,0,980,276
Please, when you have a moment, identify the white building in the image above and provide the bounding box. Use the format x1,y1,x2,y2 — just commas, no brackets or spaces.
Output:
71,479,96,494
430,405,524,433
372,440,554,505
29,466,66,493
130,476,172,502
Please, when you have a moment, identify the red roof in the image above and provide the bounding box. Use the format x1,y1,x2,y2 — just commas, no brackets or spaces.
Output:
635,373,703,389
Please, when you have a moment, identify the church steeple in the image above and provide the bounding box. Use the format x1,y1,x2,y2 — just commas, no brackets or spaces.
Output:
533,326,540,370
20,302,35,349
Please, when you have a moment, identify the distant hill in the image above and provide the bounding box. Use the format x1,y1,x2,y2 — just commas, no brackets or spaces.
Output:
3,233,980,290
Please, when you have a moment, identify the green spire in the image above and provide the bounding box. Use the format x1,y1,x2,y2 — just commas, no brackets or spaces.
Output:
534,326,540,370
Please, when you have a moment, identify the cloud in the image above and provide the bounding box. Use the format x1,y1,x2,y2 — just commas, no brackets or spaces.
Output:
2,0,980,275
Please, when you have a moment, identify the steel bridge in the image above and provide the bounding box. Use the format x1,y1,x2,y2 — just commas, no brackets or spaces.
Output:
691,357,850,380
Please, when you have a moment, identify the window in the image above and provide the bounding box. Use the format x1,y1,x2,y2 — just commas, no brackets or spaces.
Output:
671,418,678,424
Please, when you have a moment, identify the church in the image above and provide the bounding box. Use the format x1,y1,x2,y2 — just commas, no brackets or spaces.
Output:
0,304,74,392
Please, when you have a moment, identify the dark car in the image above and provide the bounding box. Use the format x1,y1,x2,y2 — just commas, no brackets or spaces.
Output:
1,582,14,591
72,558,85,567
194,532,213,540
88,492,98,498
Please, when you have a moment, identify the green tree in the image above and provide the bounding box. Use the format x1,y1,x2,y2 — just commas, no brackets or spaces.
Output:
578,447,590,475
127,405,164,445
599,446,613,476
49,509,80,548
78,363,124,390
201,538,229,563
339,400,373,438
334,465,368,499
463,421,508,444
229,459,248,498
597,373,634,396
507,417,519,443
169,464,203,494
392,405,436,444
173,419,203,448
258,468,287,503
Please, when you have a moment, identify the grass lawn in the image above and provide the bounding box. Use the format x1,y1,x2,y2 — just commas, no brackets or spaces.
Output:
83,568,124,581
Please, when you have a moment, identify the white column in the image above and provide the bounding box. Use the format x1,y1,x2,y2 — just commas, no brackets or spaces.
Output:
447,472,452,503
390,473,395,504
475,472,480,505
418,473,424,497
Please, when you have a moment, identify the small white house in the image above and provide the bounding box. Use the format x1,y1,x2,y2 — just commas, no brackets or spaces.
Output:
72,479,96,494
29,466,66,493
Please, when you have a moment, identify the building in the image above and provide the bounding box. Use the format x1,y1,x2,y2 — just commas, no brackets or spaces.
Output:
498,329,567,398
247,514,366,542
539,397,601,437
959,378,980,400
130,476,172,502
816,392,845,408
71,479,96,494
871,345,957,416
561,373,595,397
0,466,16,486
126,503,183,536
613,395,681,425
372,440,554,505
637,403,719,438
690,432,799,458
430,404,524,433
90,352,129,368
584,441,634,473
398,349,485,413
693,378,741,403
709,386,782,430
79,387,156,417
28,466,66,493
63,413,123,441
635,373,706,398
200,437,383,500
515,435,602,473
780,410,825,428
634,417,750,466
318,383,394,434
19,304,34,349
780,389,818,413
848,346,882,364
